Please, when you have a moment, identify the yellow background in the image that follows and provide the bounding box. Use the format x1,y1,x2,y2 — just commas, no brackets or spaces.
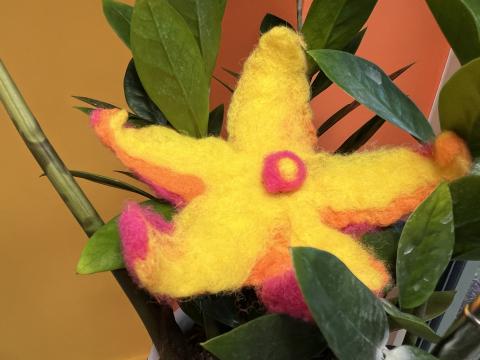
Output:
0,1,151,359
0,0,448,359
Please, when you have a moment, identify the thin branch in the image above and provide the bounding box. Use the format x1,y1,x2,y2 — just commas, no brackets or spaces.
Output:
0,59,189,359
297,0,303,31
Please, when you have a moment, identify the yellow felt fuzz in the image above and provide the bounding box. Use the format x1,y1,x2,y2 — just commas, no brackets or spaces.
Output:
90,27,471,301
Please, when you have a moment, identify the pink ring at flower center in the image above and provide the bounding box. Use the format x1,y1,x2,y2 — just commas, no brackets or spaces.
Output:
262,151,307,194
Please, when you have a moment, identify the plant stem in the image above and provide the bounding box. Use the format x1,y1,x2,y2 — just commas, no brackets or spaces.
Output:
0,59,189,359
297,0,304,31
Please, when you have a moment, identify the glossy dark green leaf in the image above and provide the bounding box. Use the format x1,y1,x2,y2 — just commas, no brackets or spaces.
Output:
316,62,414,136
102,0,133,48
202,314,326,360
131,0,209,137
449,176,480,260
260,13,294,34
302,0,376,51
182,294,241,328
311,29,367,98
74,106,94,115
381,299,441,343
73,96,117,109
362,224,403,271
397,183,454,309
439,58,480,156
386,345,438,360
69,170,156,200
426,0,480,65
213,75,234,93
208,104,224,136
222,67,240,79
336,115,385,153
168,0,226,77
310,50,434,142
181,288,264,331
293,247,388,360
77,200,173,274
73,96,149,126
343,28,367,54
423,291,456,321
123,59,168,125
114,170,138,180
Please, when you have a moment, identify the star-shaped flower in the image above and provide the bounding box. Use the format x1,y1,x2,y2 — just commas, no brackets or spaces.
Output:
91,28,470,318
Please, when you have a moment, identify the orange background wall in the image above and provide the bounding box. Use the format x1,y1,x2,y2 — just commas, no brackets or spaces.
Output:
0,1,448,359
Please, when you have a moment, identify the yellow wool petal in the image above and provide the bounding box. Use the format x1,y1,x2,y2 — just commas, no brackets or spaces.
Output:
91,108,239,201
134,191,281,297
307,148,441,212
226,27,316,155
289,209,390,292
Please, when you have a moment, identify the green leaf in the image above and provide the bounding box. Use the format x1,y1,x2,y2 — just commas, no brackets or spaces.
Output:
310,50,434,142
336,114,385,153
302,0,376,51
397,183,454,309
168,0,226,77
76,200,173,274
213,75,234,93
316,62,414,136
310,28,367,98
385,345,438,359
77,218,124,274
73,95,150,127
343,28,367,54
208,104,224,136
292,247,388,360
73,96,117,109
260,13,293,34
222,67,240,79
123,59,168,125
181,288,264,331
449,175,480,259
114,170,138,180
74,106,94,116
102,0,133,48
181,294,241,328
131,0,209,137
202,314,326,360
362,224,403,271
69,170,156,200
423,291,456,321
426,0,480,65
381,299,441,343
439,58,480,157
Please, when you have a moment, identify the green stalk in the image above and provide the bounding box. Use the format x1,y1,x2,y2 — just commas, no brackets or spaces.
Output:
0,59,189,359
297,0,304,31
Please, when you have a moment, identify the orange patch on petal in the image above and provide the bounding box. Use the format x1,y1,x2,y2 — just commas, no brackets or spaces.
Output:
117,150,205,202
321,185,436,229
245,231,291,286
433,131,472,180
368,258,392,296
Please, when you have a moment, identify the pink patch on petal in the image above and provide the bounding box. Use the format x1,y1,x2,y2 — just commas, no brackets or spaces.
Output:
262,151,307,194
416,143,433,157
342,223,378,237
90,108,103,127
119,202,173,272
259,270,312,322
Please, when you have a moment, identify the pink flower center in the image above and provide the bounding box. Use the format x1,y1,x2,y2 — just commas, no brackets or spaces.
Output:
262,151,307,194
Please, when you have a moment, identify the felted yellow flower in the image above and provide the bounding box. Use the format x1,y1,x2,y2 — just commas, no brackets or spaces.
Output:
91,27,470,319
